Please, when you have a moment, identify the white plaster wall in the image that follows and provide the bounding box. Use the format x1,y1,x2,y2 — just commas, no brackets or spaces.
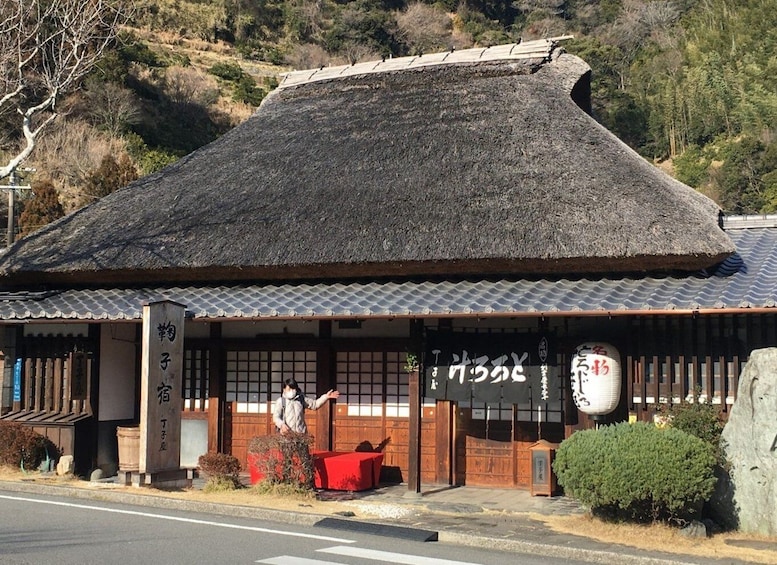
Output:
99,323,137,421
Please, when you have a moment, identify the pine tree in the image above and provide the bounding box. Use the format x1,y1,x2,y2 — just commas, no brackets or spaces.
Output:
79,153,138,207
18,180,65,237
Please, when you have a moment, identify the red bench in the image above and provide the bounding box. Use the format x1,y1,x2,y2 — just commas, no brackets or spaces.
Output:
248,450,383,492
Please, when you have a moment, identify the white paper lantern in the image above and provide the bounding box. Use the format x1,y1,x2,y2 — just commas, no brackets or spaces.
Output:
570,342,621,416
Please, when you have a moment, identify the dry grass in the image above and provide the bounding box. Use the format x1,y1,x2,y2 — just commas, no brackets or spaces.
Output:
537,513,777,564
0,466,339,516
2,466,775,563
125,25,287,80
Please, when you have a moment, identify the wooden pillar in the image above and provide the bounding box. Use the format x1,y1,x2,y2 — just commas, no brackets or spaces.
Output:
435,400,452,484
44,357,54,412
88,323,100,469
316,320,333,451
88,323,100,417
407,318,423,494
34,358,43,411
408,367,421,493
207,322,224,454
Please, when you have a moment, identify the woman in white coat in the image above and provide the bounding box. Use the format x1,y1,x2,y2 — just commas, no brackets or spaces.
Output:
273,378,339,434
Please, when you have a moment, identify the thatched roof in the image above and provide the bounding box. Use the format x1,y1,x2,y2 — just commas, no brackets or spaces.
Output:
0,39,734,287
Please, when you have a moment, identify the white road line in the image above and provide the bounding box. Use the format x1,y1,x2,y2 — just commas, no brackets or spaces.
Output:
257,557,342,565
0,494,354,544
318,545,485,565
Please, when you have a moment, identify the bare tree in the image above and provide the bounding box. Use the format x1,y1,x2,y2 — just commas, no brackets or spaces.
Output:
83,81,142,135
606,0,680,89
164,66,219,107
0,0,129,181
28,118,125,211
396,2,452,56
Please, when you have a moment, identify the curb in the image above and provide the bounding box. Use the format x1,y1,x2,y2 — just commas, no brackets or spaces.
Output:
437,532,696,565
0,480,707,565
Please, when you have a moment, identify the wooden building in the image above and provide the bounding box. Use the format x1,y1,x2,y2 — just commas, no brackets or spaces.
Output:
0,39,774,487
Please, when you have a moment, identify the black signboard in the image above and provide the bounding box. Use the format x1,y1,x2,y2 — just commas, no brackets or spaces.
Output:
424,331,559,404
70,351,88,400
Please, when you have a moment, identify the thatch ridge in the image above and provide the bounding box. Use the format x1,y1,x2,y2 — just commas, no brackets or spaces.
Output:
0,45,733,287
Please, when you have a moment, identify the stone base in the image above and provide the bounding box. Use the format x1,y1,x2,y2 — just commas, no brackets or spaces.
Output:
119,468,194,489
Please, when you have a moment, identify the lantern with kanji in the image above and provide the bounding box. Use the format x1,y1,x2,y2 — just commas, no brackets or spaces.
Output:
570,342,621,417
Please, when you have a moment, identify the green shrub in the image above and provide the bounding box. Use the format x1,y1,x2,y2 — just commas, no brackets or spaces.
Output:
208,61,244,81
198,452,242,489
232,74,266,106
552,422,717,523
120,37,165,67
0,422,59,471
248,432,314,489
661,399,725,463
123,132,182,175
673,144,711,188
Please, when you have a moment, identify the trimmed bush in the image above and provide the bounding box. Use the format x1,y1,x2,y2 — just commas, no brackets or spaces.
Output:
552,421,717,523
661,400,725,463
0,422,59,471
198,452,242,490
247,432,314,489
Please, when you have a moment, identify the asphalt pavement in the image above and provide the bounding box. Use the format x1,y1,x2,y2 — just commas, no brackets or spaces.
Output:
0,476,773,565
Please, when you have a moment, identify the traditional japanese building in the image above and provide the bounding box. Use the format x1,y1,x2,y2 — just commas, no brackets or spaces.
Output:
0,39,774,487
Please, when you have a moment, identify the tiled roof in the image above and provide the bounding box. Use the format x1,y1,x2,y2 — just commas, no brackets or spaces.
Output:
0,227,773,322
278,38,570,88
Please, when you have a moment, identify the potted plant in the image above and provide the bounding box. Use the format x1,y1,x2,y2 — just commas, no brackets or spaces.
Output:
404,352,419,374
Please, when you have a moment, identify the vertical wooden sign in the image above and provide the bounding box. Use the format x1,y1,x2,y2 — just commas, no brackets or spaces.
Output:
69,352,88,401
140,300,186,474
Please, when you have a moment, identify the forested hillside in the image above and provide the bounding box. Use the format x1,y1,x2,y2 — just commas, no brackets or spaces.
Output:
4,0,777,237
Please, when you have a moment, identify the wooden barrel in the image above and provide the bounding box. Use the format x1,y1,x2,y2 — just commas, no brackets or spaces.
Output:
116,426,140,471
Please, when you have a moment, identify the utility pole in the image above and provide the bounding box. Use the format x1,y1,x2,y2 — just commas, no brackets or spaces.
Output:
0,168,33,247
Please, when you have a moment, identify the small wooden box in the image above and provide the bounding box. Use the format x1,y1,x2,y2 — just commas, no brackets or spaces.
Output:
529,440,559,496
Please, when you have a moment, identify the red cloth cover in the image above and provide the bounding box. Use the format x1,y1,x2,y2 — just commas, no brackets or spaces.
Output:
249,450,383,492
312,450,384,491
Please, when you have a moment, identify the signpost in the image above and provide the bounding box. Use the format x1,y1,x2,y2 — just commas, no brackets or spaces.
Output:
121,300,192,488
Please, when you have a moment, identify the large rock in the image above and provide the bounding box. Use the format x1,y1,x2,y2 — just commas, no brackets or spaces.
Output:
56,455,74,476
719,348,777,535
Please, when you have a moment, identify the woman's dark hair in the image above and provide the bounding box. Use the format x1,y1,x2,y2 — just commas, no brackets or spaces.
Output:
284,378,299,390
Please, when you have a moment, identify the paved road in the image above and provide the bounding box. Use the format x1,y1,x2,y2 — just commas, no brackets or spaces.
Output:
0,490,583,565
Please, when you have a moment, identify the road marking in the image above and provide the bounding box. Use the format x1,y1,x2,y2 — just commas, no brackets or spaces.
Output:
318,545,485,565
0,494,354,543
257,557,342,565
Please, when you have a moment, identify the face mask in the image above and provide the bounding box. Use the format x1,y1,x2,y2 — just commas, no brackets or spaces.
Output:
284,390,296,399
